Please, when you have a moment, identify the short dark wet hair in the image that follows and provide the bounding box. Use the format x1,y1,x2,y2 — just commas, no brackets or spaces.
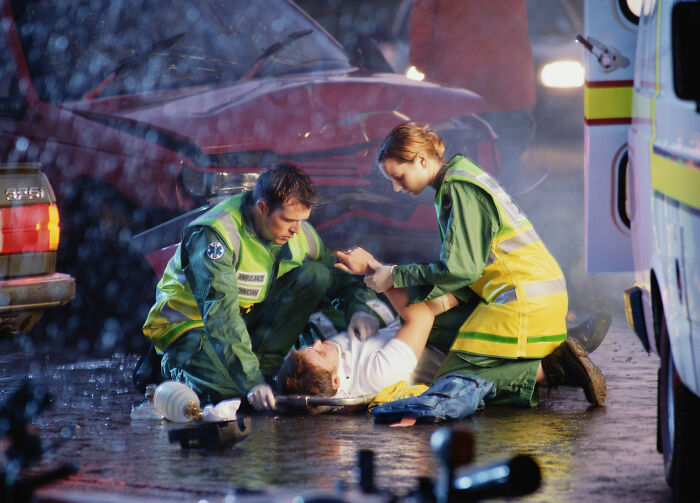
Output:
253,163,318,211
276,351,335,397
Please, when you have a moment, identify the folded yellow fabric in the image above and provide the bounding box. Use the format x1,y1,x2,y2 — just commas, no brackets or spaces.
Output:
368,380,429,410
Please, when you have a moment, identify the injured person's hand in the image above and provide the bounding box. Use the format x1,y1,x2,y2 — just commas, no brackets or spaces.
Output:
347,311,379,341
247,384,276,411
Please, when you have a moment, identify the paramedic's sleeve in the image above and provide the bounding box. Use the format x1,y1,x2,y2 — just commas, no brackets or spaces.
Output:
409,0,437,72
317,233,390,327
392,183,499,301
180,226,265,394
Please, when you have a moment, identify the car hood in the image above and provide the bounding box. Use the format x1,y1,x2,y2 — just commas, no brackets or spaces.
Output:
63,72,485,159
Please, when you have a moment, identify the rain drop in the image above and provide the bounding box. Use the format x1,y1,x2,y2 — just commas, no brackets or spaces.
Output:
15,136,29,152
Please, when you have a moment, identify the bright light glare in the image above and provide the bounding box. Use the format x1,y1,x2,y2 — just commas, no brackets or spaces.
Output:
539,60,584,88
405,65,425,81
627,0,642,17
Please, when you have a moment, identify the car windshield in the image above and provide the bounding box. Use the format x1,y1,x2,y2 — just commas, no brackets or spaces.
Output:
11,0,353,103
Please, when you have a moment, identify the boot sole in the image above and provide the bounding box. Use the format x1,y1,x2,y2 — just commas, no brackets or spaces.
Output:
564,339,607,406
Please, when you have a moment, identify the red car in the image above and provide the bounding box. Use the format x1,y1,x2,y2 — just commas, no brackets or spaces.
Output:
0,163,75,336
0,0,497,350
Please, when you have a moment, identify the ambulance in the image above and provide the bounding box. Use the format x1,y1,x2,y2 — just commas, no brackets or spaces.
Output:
580,0,699,499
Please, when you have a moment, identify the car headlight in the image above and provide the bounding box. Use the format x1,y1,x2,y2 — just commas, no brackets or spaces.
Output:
182,167,259,199
405,65,425,81
539,60,584,88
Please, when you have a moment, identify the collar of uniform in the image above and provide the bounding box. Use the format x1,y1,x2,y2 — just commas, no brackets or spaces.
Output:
333,341,352,397
240,192,259,238
431,160,452,190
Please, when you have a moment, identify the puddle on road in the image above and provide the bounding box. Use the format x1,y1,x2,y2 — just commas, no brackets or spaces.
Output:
0,335,670,502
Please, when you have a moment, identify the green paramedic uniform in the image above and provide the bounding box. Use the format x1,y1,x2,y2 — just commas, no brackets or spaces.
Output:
143,192,383,403
392,155,569,406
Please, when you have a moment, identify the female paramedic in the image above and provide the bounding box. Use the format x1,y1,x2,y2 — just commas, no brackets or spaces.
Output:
335,123,607,406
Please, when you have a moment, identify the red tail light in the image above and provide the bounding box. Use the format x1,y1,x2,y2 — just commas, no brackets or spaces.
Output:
0,203,60,254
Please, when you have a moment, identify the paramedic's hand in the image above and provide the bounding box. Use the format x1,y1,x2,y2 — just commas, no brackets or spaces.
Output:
247,384,276,411
334,246,380,275
348,311,379,341
364,261,395,293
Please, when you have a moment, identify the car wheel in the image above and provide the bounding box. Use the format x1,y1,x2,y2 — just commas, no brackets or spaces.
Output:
51,179,159,354
658,312,700,502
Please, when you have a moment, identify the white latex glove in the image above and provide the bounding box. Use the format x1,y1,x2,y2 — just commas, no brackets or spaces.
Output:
347,311,379,341
246,384,276,411
364,261,395,293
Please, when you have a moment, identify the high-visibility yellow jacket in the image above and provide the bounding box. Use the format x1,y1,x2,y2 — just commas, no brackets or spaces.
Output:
394,155,567,358
143,192,323,352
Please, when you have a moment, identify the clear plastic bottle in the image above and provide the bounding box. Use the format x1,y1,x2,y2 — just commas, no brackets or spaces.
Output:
147,381,202,423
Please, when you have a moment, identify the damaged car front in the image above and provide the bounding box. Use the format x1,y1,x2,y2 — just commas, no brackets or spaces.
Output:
0,0,497,350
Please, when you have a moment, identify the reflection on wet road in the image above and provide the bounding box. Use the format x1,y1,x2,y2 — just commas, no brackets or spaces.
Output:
0,318,670,502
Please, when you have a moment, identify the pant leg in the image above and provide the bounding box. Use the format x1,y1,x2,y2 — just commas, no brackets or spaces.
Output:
245,260,333,377
433,351,540,407
161,327,243,404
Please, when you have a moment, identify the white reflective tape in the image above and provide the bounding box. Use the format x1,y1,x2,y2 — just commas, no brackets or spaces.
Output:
523,277,567,298
487,251,497,266
492,288,518,305
301,222,319,259
498,228,540,254
160,303,190,324
212,210,241,265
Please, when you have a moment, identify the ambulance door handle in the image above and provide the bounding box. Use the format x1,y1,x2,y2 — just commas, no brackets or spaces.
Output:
617,151,631,229
575,34,630,73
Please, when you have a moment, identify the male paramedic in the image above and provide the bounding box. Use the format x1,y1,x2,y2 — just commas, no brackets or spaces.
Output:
141,164,388,411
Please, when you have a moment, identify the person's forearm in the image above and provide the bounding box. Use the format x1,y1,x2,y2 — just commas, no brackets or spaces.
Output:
388,291,459,359
383,286,410,317
392,301,435,359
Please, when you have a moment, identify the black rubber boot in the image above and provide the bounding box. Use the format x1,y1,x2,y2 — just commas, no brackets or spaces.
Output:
567,312,611,353
133,343,164,395
541,338,607,406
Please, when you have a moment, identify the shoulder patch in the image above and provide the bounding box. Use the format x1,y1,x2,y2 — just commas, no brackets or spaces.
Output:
206,241,225,260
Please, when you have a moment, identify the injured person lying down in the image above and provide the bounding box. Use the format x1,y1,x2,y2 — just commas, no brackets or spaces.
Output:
276,291,460,398
278,320,413,397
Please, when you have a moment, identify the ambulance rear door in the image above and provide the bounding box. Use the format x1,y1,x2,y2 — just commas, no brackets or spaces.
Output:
581,0,639,273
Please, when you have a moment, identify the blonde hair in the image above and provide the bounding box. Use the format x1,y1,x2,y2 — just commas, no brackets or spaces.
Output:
377,123,445,165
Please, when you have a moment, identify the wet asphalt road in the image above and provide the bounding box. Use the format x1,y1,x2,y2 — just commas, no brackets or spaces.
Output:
0,315,672,503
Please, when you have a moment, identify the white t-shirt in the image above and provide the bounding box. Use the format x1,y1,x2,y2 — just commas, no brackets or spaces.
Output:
329,320,417,397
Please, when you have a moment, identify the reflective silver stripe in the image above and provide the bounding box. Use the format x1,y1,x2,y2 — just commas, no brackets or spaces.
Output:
447,168,479,183
160,303,190,324
487,251,497,266
524,277,567,298
212,210,241,265
163,261,186,285
498,228,540,254
492,287,518,304
302,222,319,259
